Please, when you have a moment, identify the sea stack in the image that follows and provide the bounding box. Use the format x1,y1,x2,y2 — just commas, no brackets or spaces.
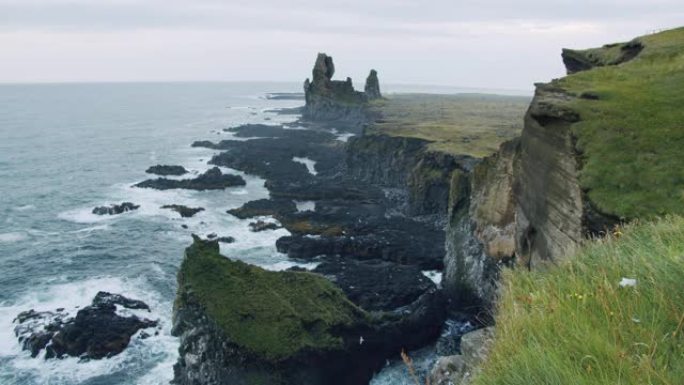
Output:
303,53,380,122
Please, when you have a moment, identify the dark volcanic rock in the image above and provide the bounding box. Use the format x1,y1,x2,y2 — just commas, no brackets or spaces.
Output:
223,124,290,138
217,236,236,244
134,167,245,190
248,220,281,232
162,205,205,218
145,165,188,176
312,257,435,311
92,202,139,216
275,200,445,269
226,199,297,219
14,292,157,360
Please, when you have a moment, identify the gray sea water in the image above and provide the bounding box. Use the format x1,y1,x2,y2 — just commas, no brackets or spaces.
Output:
0,82,487,385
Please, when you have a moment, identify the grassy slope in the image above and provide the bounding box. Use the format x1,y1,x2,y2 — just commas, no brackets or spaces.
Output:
558,27,684,219
474,216,684,385
368,94,529,157
177,238,367,362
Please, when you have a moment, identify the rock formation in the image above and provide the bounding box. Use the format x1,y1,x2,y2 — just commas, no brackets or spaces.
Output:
303,53,380,122
14,292,158,359
364,69,382,100
172,237,445,385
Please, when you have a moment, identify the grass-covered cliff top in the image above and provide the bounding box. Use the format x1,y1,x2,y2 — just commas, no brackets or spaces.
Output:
557,27,684,219
474,216,684,385
176,237,367,362
368,93,529,157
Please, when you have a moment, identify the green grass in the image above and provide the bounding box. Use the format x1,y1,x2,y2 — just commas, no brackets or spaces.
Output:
473,216,684,385
176,237,367,362
368,93,529,157
557,27,684,219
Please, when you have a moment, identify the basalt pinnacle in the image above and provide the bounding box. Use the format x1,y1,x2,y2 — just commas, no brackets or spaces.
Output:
303,53,381,122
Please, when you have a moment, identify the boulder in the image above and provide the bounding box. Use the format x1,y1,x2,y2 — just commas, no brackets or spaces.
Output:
428,327,495,385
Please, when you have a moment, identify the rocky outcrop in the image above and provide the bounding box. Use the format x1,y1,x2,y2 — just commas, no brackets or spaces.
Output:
561,40,643,74
172,237,445,385
364,70,382,100
92,202,139,215
146,165,188,176
429,327,495,385
226,198,297,219
134,167,246,190
14,292,158,359
303,53,379,122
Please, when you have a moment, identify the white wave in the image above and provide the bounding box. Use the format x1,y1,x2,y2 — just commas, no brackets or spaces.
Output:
294,200,315,212
292,157,318,175
14,205,36,211
70,224,111,234
422,270,443,285
57,207,114,224
262,260,321,272
0,232,27,243
0,276,177,385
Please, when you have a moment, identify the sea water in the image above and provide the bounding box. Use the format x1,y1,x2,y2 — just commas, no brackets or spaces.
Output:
0,82,307,384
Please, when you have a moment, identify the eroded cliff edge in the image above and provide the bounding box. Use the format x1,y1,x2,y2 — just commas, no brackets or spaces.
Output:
444,27,684,307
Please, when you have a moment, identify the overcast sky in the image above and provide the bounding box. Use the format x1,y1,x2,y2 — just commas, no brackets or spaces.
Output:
0,0,682,90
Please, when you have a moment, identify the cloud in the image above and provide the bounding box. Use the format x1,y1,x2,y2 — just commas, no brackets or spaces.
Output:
0,0,682,87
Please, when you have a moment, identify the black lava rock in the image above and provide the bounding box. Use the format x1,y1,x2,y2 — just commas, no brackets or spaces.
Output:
92,202,139,216
134,167,246,191
145,165,188,176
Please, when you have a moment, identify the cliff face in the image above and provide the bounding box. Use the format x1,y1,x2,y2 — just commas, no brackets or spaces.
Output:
444,27,684,306
443,140,518,306
346,134,477,217
303,53,380,122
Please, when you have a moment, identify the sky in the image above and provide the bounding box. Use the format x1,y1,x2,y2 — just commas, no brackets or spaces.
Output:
0,0,682,90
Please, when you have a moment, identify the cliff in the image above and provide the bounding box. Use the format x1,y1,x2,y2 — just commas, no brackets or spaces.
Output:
303,53,381,122
444,26,684,305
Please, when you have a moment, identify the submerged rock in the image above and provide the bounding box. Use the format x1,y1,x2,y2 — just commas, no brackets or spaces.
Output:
13,291,158,360
134,167,245,190
248,220,281,232
145,165,188,176
161,205,205,218
92,202,139,216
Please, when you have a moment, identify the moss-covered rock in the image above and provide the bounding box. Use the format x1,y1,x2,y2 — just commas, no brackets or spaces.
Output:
174,236,366,362
172,237,446,385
